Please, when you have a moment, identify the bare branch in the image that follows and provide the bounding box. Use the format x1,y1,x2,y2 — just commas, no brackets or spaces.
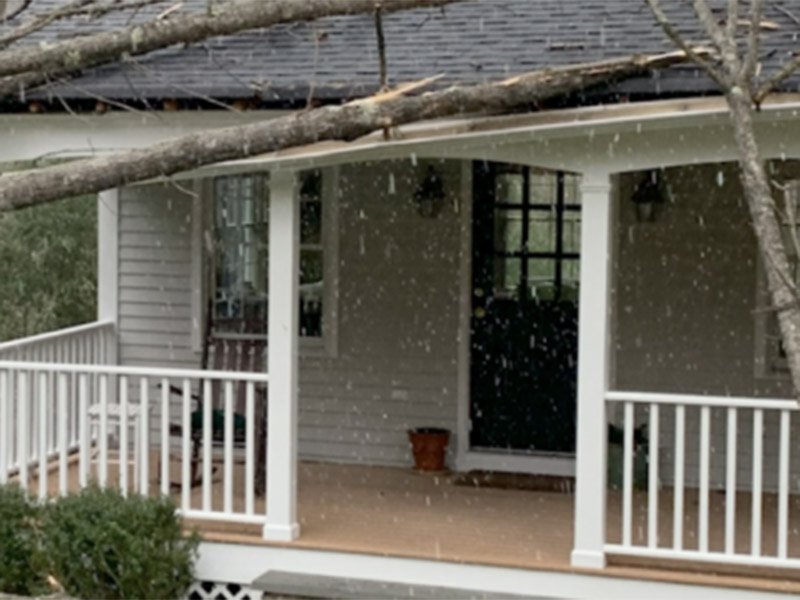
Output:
754,53,800,103
2,0,34,22
742,0,764,83
0,50,694,211
691,0,731,56
644,0,729,88
375,3,388,91
0,0,461,96
725,0,739,51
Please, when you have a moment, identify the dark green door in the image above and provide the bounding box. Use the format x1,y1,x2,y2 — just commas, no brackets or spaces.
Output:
470,162,581,454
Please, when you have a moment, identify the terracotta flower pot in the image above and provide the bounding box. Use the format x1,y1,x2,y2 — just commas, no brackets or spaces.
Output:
408,427,450,471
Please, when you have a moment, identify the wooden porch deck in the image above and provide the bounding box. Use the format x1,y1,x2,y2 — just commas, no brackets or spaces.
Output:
31,457,800,595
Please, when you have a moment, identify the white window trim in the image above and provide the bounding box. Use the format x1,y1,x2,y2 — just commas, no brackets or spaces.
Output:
190,167,339,358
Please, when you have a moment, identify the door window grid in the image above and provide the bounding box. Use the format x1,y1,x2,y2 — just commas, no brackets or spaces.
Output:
493,167,581,301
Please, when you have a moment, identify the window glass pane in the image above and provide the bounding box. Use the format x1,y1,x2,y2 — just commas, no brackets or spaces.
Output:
300,250,323,337
495,173,524,205
494,257,522,298
301,201,322,245
528,210,556,253
529,171,557,206
527,259,555,300
564,173,581,206
494,208,523,253
563,210,581,254
562,259,580,302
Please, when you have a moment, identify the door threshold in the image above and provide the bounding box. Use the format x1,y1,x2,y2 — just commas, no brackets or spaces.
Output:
457,450,575,477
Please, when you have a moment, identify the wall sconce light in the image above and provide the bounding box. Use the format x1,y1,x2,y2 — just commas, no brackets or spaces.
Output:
414,165,446,218
631,170,666,223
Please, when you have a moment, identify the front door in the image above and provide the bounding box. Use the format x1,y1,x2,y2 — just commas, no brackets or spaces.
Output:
470,162,581,454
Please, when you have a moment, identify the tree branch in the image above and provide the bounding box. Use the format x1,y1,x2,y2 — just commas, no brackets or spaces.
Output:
0,0,460,97
754,53,800,103
644,0,728,88
741,0,763,84
0,50,694,211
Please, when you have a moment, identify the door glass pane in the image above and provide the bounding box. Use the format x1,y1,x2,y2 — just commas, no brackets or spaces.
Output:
564,173,581,206
529,171,557,206
528,209,556,253
563,210,581,254
528,259,555,300
494,208,524,252
494,256,522,298
562,259,580,301
495,173,524,205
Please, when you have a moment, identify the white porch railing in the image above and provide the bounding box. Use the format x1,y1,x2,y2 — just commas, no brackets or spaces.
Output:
0,360,267,526
0,320,115,473
605,390,800,570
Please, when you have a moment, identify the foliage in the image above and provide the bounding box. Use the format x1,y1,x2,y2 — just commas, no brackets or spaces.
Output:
0,193,97,341
39,486,200,600
0,485,47,596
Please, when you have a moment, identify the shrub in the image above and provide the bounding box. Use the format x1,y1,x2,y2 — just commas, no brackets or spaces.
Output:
41,486,200,600
0,485,47,596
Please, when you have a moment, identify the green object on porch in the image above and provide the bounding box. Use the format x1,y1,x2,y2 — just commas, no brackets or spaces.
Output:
191,409,246,441
607,424,649,490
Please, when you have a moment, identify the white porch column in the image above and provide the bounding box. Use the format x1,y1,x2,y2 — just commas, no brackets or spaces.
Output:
97,189,119,366
264,170,301,542
571,171,613,569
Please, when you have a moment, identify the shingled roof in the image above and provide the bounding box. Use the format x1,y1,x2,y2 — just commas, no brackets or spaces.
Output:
11,0,800,105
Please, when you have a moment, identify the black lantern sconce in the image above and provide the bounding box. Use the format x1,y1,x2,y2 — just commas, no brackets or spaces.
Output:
414,165,446,218
631,170,666,223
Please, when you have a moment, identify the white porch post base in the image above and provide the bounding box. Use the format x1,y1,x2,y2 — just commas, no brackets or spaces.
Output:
570,549,607,569
263,522,301,542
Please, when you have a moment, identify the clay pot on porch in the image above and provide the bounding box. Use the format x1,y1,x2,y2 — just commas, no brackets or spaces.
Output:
408,427,450,471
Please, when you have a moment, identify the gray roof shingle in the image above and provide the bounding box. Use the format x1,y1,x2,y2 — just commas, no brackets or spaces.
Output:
9,0,800,103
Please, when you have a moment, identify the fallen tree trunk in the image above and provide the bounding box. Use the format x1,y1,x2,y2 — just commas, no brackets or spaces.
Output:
0,50,692,211
0,0,460,97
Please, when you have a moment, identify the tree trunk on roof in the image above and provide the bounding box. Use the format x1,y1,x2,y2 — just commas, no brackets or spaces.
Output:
0,50,694,211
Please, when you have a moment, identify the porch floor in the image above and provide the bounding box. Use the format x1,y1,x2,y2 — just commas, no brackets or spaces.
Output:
34,457,800,595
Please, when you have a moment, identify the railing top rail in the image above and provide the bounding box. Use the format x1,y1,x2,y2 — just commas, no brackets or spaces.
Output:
0,360,269,383
606,390,798,411
0,319,115,352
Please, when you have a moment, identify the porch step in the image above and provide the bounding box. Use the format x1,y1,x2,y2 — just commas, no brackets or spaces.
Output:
251,570,543,599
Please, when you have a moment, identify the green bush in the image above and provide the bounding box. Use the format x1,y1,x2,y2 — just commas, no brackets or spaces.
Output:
0,485,47,596
40,486,200,600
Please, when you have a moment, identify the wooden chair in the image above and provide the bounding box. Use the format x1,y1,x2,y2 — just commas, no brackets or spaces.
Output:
167,312,268,495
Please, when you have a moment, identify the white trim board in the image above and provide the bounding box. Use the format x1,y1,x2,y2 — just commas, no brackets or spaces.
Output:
458,450,576,477
196,542,788,600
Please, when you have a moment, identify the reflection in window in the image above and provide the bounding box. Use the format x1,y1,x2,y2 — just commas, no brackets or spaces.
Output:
212,170,324,338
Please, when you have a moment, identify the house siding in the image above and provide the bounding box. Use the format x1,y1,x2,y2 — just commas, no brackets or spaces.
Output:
116,160,463,468
614,163,799,492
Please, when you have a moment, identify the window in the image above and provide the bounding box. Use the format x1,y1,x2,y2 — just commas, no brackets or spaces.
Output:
208,169,334,346
492,166,581,301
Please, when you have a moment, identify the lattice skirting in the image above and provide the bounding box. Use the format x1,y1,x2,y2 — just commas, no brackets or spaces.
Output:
187,580,262,600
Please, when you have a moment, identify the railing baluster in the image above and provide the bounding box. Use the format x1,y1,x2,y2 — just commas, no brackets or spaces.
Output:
245,381,255,516
139,377,149,495
751,408,763,557
38,372,48,501
778,410,790,560
181,379,191,511
18,371,28,491
698,405,710,553
202,379,212,512
58,373,68,495
78,373,89,488
648,403,659,549
673,404,685,551
725,407,737,555
0,371,7,485
119,375,128,496
161,378,169,497
99,374,108,487
224,381,234,514
47,346,56,454
622,401,634,547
